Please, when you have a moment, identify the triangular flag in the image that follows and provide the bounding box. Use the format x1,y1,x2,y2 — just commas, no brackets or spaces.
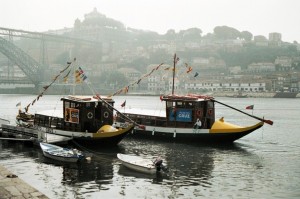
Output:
121,100,126,107
246,105,254,110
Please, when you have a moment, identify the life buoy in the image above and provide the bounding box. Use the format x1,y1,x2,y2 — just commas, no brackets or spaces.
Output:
196,109,202,117
103,111,109,118
87,112,93,119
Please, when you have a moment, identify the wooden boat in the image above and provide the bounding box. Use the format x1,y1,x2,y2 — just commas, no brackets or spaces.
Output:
16,95,134,147
40,142,85,163
13,60,135,148
115,54,273,144
117,153,167,174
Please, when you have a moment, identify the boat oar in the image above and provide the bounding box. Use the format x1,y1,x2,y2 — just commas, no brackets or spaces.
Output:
211,99,273,125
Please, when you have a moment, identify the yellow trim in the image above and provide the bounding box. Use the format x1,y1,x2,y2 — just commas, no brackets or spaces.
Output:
92,124,133,138
209,117,264,133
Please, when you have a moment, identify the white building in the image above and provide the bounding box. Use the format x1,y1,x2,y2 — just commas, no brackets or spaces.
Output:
247,63,276,73
185,81,266,92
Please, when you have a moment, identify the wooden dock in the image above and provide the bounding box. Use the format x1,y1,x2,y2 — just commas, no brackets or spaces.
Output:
1,124,72,145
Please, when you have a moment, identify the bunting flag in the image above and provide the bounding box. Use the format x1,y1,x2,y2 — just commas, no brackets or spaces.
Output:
108,63,164,97
52,74,59,81
107,60,198,98
75,67,88,83
78,67,88,81
63,69,71,83
43,85,49,90
121,100,126,107
246,105,254,110
23,58,76,112
123,86,129,94
31,99,36,106
186,66,192,73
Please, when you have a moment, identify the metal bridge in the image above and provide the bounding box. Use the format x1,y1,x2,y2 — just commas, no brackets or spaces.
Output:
0,27,99,87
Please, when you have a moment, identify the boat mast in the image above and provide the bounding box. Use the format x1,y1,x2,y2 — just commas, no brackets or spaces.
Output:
72,60,76,95
172,54,177,95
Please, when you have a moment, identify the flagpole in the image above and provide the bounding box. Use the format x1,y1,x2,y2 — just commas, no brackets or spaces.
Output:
72,61,76,95
172,54,176,95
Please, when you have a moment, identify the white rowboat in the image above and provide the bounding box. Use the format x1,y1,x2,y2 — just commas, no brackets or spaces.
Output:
117,153,166,175
40,142,85,163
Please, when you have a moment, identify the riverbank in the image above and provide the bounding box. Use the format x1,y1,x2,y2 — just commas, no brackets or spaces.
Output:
1,86,299,98
0,165,48,198
211,91,300,98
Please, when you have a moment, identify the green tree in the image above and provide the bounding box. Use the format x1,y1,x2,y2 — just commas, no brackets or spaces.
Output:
240,31,253,41
214,26,241,40
179,28,202,42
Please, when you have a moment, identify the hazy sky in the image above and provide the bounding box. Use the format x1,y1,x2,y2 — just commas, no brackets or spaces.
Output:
1,0,299,42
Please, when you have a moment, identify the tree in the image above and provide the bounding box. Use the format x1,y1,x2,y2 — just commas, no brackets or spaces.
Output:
164,29,177,41
240,31,253,41
214,26,241,40
180,28,202,42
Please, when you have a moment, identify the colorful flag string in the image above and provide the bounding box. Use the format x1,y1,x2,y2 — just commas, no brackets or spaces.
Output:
23,58,76,112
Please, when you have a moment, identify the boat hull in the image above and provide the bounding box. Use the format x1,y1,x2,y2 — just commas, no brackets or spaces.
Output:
117,153,157,175
123,121,264,143
72,125,135,147
1,123,135,148
42,151,80,163
40,142,83,163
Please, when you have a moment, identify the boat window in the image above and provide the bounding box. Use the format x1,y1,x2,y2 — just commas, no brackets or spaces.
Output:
64,101,70,108
208,101,214,108
187,102,193,107
166,101,173,108
86,102,91,108
71,102,75,108
176,102,183,107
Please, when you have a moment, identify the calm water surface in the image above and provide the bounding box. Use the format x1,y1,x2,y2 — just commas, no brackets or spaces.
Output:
0,94,300,199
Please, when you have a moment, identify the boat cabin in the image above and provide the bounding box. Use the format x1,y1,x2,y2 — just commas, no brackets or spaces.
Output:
118,94,215,129
161,94,215,129
34,95,115,132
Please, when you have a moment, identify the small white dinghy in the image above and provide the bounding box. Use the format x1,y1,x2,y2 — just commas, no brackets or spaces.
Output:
40,142,85,163
117,153,167,174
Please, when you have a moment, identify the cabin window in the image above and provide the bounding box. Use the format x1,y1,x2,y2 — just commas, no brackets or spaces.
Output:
207,101,214,108
86,102,91,108
64,101,70,108
70,102,75,108
186,102,193,107
166,101,173,108
176,102,183,107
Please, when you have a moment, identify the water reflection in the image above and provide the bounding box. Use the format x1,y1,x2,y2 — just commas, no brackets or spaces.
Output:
118,165,164,184
0,138,261,198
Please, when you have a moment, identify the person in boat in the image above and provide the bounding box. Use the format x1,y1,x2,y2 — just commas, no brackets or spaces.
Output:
153,157,168,172
193,118,202,129
154,157,163,171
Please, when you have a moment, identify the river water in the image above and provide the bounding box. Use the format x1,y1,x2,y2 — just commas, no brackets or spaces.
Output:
0,94,300,199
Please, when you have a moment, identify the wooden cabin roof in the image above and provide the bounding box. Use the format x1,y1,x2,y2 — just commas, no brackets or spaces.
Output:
161,94,213,102
61,95,114,103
